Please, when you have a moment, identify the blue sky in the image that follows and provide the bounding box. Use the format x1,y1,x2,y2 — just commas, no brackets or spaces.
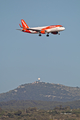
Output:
0,0,80,93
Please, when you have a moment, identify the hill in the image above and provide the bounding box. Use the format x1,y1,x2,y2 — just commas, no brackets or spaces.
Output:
0,81,80,102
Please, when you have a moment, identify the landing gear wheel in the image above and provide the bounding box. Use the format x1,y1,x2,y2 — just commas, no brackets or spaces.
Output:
39,33,41,36
46,34,49,37
58,33,60,35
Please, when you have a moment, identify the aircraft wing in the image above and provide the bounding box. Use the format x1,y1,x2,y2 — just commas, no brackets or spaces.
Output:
27,28,41,32
21,26,48,33
27,28,47,34
21,26,41,32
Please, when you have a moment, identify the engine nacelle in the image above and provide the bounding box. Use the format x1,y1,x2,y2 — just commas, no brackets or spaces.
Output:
51,32,58,34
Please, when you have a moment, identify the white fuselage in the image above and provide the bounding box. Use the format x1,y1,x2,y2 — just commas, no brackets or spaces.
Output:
29,26,65,34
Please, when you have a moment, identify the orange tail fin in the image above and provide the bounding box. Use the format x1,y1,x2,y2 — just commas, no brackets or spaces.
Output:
21,19,29,30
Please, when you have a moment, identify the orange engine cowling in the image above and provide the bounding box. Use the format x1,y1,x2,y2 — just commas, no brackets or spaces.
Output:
51,32,58,34
40,30,46,34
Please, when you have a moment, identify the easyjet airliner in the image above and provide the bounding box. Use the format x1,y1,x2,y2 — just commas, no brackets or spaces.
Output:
17,19,65,37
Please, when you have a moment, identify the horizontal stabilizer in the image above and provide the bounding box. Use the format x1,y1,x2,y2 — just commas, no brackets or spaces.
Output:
16,29,22,31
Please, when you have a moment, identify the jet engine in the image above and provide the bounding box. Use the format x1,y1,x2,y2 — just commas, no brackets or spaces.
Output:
51,32,58,34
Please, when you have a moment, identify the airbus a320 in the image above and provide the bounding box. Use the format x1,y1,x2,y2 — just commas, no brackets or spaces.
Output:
17,19,65,37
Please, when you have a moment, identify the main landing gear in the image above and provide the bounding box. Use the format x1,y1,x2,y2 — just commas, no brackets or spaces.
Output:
38,33,49,37
39,33,41,36
46,33,49,37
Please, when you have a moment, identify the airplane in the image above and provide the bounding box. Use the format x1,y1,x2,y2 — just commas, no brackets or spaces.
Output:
17,19,65,37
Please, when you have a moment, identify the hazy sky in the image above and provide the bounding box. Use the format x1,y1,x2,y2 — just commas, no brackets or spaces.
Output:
0,0,80,93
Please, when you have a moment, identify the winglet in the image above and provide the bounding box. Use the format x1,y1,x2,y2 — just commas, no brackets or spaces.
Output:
19,24,21,28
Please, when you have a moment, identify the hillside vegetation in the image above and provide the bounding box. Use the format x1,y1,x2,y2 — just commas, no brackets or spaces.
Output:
0,100,80,110
0,81,80,102
0,106,80,120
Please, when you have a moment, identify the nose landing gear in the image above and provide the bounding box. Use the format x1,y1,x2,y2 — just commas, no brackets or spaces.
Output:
58,32,60,35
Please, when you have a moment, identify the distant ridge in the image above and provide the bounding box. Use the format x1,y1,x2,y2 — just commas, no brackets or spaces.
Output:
0,100,80,110
0,81,80,102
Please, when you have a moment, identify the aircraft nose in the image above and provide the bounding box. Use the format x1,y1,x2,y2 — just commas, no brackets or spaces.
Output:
63,27,65,30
